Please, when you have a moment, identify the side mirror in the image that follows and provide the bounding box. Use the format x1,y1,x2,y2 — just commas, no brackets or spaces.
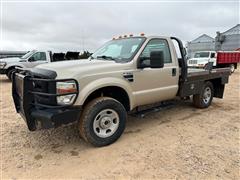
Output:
28,57,35,62
150,51,164,68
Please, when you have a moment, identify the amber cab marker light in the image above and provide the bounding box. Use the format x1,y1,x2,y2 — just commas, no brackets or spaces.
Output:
140,33,145,36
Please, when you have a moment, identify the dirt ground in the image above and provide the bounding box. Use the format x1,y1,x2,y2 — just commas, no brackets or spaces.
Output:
0,69,239,179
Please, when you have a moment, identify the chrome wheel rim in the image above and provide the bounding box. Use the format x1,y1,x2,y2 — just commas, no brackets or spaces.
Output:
93,109,119,138
203,87,211,104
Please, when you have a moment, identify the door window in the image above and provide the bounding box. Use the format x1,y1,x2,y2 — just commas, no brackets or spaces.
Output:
211,53,215,58
31,52,47,61
140,39,172,64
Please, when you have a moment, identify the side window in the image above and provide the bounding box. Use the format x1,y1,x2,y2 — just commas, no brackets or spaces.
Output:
140,39,172,63
211,53,215,58
31,52,47,61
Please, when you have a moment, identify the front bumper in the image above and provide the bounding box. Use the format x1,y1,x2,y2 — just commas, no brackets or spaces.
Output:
187,64,205,68
12,72,81,131
0,68,7,74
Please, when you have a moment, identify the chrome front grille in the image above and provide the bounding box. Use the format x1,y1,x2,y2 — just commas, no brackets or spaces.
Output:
188,60,198,64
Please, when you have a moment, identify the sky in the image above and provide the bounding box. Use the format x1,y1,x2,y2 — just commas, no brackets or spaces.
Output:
0,0,239,52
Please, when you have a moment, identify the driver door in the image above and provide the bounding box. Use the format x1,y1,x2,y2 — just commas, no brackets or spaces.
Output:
132,38,179,106
209,52,216,66
27,52,48,68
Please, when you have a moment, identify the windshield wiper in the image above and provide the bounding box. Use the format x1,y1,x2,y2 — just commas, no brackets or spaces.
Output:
96,55,116,61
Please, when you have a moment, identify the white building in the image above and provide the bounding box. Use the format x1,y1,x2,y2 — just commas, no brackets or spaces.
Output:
186,34,215,58
215,24,240,51
187,24,240,58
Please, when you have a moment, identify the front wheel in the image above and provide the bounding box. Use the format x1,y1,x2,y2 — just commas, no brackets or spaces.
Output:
193,81,214,108
79,97,126,147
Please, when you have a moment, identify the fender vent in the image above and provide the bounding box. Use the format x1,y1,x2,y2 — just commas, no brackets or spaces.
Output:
123,72,134,82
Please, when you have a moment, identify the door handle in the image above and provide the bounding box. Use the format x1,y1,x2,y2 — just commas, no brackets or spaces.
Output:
172,68,176,76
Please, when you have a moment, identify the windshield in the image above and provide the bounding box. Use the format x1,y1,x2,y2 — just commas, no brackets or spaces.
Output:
20,51,36,59
194,52,210,58
91,37,146,62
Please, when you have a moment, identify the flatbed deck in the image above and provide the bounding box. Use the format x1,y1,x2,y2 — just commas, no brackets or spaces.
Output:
187,67,230,81
179,67,231,98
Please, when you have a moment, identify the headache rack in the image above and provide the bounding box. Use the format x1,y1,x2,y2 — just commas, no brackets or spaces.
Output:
12,70,80,130
28,77,79,109
13,73,79,111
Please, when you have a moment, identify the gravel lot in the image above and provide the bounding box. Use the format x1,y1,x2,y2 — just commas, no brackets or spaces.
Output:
1,69,239,179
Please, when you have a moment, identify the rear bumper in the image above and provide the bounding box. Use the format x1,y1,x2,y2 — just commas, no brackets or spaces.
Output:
0,69,7,74
12,72,80,131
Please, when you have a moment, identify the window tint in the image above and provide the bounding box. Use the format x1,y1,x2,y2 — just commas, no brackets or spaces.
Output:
140,39,172,63
194,52,209,58
31,52,47,61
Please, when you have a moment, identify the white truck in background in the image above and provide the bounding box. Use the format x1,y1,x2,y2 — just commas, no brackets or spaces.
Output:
188,51,240,73
187,51,217,68
0,50,53,79
0,50,80,80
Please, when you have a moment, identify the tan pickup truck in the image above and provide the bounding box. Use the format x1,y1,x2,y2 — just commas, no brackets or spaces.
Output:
12,35,231,146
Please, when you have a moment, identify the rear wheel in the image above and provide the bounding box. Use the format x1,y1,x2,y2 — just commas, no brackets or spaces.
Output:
193,81,214,108
79,97,126,147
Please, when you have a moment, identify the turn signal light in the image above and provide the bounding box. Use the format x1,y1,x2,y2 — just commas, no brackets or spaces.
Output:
57,81,77,94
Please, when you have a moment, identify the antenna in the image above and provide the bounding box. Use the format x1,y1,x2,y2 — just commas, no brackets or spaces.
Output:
81,29,85,52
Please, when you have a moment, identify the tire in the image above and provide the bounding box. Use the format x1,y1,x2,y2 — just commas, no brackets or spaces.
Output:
193,81,214,108
6,68,16,81
229,64,235,74
79,97,127,147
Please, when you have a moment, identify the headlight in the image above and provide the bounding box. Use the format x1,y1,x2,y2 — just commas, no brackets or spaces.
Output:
0,61,7,68
57,94,77,105
56,81,77,105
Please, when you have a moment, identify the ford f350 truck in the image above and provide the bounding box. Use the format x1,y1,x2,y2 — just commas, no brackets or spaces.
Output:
12,35,231,147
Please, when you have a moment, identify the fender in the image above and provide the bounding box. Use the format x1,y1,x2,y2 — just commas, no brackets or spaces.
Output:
5,63,25,70
75,77,135,110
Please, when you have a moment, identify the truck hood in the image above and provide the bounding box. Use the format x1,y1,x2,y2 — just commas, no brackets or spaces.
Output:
0,57,21,63
36,59,127,79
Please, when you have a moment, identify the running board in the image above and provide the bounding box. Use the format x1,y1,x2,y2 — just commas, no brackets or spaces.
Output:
130,101,177,118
